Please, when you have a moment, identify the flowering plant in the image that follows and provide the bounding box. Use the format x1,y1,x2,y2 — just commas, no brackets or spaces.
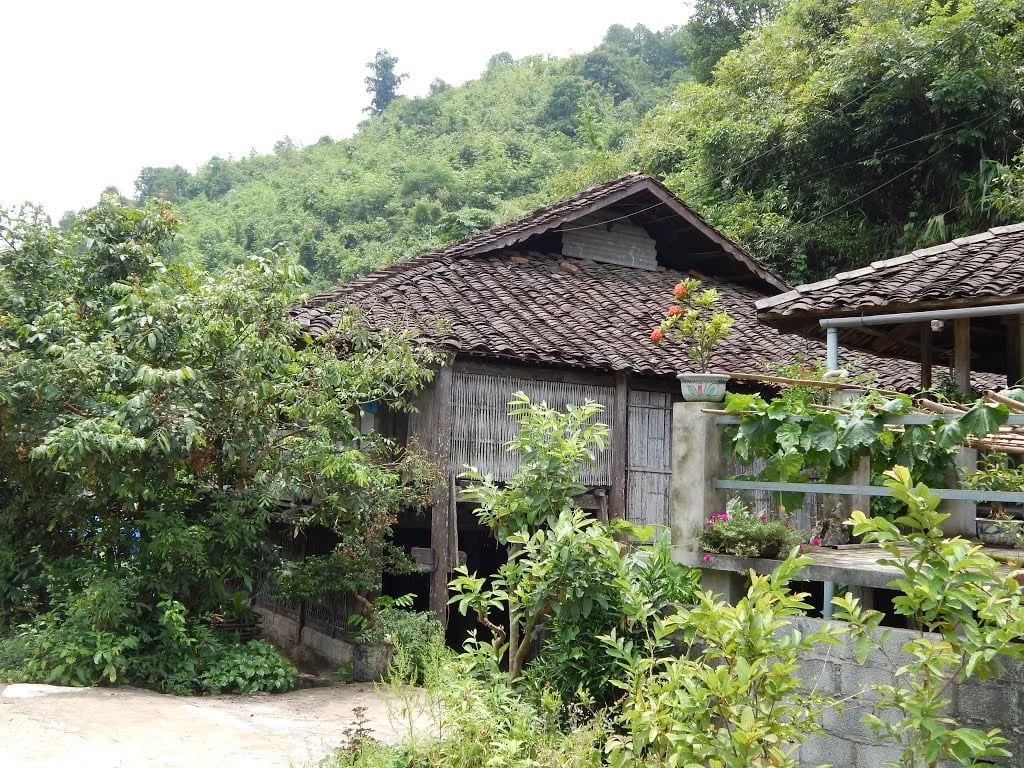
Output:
650,278,733,373
698,498,805,559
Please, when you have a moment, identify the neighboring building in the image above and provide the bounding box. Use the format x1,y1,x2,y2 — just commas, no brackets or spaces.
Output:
292,172,920,623
756,224,1024,390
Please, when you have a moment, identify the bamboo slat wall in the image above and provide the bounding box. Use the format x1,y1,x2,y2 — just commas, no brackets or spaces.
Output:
626,390,672,528
451,371,614,484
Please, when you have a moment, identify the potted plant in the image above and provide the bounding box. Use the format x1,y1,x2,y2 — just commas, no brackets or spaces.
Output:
651,278,734,402
960,453,1024,548
699,498,805,559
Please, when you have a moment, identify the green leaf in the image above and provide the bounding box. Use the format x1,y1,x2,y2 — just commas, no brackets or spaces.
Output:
801,416,839,453
958,402,1009,438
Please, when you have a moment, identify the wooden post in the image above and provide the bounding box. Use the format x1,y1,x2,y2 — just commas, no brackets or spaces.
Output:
429,364,455,625
954,318,971,394
920,324,932,391
1018,315,1024,388
1009,316,1024,388
609,372,629,520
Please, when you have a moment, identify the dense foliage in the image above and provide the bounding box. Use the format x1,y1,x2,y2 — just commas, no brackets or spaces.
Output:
454,396,697,706
322,403,1024,768
837,467,1024,767
723,386,1022,514
632,0,1024,280
0,201,439,689
129,26,687,289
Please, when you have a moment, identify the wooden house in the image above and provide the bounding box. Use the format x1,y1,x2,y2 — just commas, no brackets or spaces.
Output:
292,173,920,625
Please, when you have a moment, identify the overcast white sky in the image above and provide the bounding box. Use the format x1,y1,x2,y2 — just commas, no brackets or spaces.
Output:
2,1,687,217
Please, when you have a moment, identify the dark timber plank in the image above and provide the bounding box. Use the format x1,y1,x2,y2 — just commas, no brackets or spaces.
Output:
429,362,455,625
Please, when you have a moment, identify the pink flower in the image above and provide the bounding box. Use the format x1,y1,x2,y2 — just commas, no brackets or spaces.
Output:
810,537,821,547
798,544,804,552
783,522,790,528
703,553,713,563
759,514,767,522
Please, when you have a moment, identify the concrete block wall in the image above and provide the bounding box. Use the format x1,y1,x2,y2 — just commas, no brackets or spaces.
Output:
790,616,1024,767
255,605,353,672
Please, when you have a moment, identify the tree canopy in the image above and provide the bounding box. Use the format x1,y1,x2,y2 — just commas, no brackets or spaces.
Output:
364,49,408,115
0,201,438,687
120,7,1024,289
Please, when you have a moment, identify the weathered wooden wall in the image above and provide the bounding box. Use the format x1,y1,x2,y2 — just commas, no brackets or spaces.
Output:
451,370,615,484
626,389,673,528
409,360,679,624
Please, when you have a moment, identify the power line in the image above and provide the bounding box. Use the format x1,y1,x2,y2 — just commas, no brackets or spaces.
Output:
788,108,1010,232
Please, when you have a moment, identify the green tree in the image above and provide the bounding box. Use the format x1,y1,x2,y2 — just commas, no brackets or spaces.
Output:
681,0,781,82
0,201,439,685
364,49,407,115
635,0,1024,281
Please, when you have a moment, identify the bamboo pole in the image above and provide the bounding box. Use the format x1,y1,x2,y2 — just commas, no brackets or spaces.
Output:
984,390,1024,413
722,371,904,397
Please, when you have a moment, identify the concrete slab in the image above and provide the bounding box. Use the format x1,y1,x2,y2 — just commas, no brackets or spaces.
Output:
0,682,428,768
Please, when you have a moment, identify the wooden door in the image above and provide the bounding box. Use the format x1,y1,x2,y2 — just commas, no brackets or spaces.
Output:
626,390,672,529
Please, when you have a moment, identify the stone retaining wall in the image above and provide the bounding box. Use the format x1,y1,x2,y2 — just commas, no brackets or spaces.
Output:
791,616,1024,767
255,605,353,671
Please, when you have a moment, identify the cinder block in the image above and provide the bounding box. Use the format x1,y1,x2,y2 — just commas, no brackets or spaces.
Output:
822,705,879,745
837,663,898,700
798,657,840,696
954,682,1018,729
799,734,855,767
853,743,905,768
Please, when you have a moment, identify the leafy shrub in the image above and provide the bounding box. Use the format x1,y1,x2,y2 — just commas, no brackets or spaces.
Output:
321,651,608,768
19,592,295,694
836,466,1024,767
604,550,845,768
454,395,697,709
196,639,295,694
0,634,30,683
359,606,443,684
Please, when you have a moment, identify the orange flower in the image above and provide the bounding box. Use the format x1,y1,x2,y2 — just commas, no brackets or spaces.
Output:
667,306,683,316
650,328,664,342
673,283,688,298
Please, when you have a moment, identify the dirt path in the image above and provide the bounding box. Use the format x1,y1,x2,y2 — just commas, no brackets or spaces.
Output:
0,682,427,768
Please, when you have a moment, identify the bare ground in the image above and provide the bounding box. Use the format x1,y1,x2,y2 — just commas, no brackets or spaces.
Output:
0,682,427,768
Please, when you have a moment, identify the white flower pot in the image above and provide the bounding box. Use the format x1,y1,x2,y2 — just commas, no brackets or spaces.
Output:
677,373,730,403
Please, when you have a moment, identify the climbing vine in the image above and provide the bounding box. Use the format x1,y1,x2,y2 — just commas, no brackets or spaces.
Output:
723,388,1022,513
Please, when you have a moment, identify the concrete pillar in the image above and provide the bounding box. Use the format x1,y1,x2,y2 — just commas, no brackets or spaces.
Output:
941,447,977,538
702,570,748,604
670,402,727,560
669,403,745,599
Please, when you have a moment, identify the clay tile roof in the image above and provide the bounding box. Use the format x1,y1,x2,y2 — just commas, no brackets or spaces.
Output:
291,174,955,391
398,172,790,293
291,248,929,390
757,223,1024,318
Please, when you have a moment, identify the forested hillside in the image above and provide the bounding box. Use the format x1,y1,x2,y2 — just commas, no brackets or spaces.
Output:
133,0,1024,287
135,25,688,287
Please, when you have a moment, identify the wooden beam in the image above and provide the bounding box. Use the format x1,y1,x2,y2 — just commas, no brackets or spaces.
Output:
954,318,971,393
920,324,932,390
429,363,455,626
609,373,629,520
